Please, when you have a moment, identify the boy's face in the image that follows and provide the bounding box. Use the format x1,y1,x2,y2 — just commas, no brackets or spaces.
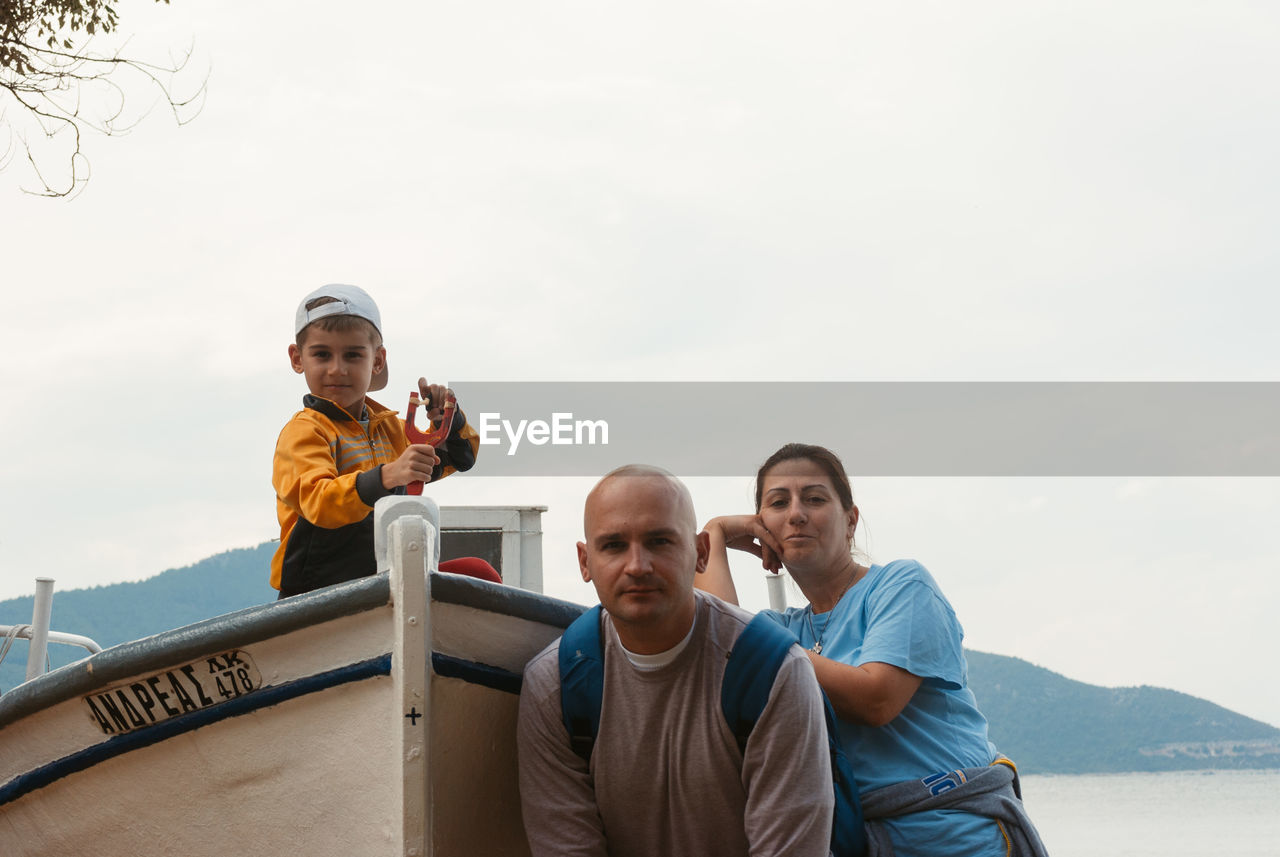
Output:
288,325,386,416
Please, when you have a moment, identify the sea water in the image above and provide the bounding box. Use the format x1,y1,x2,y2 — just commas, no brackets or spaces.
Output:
1020,769,1280,857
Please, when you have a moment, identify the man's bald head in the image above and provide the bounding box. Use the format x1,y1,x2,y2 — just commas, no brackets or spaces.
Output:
576,464,709,653
583,464,697,536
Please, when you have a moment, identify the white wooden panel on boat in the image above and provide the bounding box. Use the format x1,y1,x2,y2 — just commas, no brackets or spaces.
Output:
428,676,530,857
0,607,393,789
242,606,393,688
431,604,563,675
2,675,402,857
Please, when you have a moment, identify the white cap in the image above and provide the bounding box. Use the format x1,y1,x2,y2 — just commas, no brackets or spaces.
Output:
295,284,388,391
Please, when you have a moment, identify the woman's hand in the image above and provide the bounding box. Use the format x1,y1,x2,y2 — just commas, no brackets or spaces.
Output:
702,515,784,572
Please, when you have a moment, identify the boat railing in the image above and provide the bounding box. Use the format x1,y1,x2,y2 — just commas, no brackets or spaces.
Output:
0,625,104,664
0,577,103,689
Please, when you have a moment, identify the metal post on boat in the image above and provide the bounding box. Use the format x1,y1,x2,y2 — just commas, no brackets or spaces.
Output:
765,571,788,612
25,577,54,682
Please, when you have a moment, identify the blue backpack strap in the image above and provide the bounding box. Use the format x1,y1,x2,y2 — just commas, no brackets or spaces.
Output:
721,613,797,753
824,694,868,857
723,612,868,857
558,605,605,762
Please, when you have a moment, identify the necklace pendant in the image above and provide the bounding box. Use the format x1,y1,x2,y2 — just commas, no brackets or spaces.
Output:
810,642,822,655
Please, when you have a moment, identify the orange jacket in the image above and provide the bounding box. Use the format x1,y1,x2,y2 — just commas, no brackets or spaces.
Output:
270,394,479,594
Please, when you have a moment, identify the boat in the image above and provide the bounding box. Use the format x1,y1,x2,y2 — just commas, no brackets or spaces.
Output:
0,497,583,856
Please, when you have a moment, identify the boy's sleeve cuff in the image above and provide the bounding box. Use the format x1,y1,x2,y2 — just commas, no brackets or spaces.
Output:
357,466,393,506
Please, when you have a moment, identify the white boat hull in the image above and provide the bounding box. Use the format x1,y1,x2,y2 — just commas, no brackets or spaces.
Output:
0,516,580,856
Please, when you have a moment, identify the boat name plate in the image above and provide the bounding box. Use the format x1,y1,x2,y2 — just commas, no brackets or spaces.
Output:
82,649,262,736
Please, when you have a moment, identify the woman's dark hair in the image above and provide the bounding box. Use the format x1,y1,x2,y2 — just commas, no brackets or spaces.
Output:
754,443,855,511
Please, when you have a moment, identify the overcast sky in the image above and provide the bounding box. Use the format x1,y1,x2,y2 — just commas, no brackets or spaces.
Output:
2,1,1278,728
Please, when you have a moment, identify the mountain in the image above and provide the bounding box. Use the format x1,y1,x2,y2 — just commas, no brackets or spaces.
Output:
3,544,1278,774
968,650,1280,773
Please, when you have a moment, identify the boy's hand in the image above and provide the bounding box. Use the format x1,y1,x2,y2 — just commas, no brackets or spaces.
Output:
418,377,455,421
382,443,441,489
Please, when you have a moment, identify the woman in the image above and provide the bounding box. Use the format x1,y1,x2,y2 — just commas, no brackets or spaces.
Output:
698,443,1044,857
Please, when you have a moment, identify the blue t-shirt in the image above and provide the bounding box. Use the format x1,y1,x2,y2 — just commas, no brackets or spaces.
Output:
763,559,1005,857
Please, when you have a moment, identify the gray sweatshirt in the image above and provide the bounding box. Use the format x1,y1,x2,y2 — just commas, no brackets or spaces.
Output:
518,591,834,857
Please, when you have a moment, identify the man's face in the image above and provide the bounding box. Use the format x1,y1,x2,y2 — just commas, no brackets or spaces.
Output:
577,475,709,653
288,325,385,417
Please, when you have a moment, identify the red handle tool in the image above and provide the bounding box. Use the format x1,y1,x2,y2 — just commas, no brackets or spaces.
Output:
404,390,457,495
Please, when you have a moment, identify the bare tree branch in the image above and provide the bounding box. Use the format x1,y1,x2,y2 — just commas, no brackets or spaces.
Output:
1,1,205,197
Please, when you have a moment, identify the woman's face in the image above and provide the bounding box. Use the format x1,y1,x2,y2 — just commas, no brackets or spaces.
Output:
758,458,857,573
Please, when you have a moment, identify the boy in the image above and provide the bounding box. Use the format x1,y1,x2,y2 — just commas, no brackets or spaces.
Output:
271,284,492,598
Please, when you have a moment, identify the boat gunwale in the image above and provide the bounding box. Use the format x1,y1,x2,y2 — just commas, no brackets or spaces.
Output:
0,572,583,731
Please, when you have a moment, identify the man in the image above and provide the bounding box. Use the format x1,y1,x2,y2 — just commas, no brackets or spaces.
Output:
517,465,834,857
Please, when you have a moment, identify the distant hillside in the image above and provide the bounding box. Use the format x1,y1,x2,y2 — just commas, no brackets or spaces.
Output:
968,651,1280,773
3,544,1278,774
